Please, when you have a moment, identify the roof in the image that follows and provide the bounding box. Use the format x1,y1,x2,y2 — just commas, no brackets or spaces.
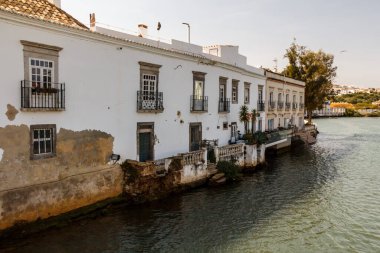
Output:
0,0,87,29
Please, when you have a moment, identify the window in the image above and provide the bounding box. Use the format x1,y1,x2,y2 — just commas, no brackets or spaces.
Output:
191,71,207,112
232,80,239,104
268,119,274,131
30,124,56,160
269,91,274,103
244,82,250,104
223,122,228,130
258,87,263,102
278,93,282,102
219,77,227,100
21,40,64,110
286,94,289,103
138,62,163,112
30,58,53,89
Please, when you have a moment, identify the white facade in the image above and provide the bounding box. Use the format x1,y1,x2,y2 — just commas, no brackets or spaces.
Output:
265,71,305,130
0,10,266,162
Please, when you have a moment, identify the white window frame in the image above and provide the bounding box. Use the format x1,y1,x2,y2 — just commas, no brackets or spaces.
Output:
29,58,54,89
142,74,157,100
30,124,56,160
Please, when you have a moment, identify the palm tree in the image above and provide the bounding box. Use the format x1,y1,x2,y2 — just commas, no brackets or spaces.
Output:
251,109,257,134
239,105,249,134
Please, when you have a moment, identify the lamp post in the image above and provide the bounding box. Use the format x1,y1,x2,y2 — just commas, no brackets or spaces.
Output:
182,22,190,44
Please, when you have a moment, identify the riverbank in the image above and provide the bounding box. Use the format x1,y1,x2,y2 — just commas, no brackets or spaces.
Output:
0,127,316,238
1,118,379,252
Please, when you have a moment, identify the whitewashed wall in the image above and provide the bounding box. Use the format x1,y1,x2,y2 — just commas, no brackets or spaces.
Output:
0,15,266,161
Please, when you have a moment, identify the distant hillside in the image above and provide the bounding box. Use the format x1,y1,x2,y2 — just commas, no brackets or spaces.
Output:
332,92,380,105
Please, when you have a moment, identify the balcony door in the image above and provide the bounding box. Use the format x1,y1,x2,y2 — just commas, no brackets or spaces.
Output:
141,74,157,109
219,83,225,101
231,122,238,143
27,58,57,107
189,123,202,151
193,80,205,111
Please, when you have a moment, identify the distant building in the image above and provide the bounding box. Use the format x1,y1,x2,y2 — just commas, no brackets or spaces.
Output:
264,71,305,130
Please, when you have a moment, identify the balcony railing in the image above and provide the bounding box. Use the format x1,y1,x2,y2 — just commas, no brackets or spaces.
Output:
137,91,164,112
257,101,265,112
277,101,284,110
190,95,208,112
21,80,65,110
216,143,244,162
285,102,291,111
292,102,298,110
218,98,230,113
269,101,276,111
299,103,305,109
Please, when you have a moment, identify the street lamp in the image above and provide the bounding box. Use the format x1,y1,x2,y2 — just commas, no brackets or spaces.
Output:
182,22,190,44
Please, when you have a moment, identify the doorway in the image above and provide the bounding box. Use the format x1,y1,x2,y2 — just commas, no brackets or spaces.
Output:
137,123,154,162
189,123,202,151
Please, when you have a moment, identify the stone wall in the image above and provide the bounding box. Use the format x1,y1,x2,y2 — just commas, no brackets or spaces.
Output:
0,125,123,230
122,159,182,203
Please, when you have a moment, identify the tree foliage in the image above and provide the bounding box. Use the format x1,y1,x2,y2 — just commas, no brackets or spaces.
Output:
239,105,249,133
332,92,380,105
283,41,337,122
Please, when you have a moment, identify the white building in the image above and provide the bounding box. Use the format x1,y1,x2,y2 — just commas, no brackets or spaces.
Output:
265,71,305,130
0,0,267,230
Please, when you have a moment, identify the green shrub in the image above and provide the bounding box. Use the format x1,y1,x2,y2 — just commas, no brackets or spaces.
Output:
344,109,362,117
216,160,241,181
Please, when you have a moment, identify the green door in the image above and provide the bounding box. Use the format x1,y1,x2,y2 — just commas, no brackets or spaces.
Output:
139,132,152,162
190,123,202,151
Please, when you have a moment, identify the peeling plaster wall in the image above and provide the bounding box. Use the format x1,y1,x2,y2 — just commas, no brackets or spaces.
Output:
0,125,123,230
0,166,122,230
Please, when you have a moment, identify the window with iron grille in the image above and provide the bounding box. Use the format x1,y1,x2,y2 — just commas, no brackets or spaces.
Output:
30,124,56,160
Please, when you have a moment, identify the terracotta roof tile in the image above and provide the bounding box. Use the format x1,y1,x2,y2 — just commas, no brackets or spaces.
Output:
0,0,87,29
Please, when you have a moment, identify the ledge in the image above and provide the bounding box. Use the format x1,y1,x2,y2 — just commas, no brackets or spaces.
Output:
137,109,164,113
21,108,65,112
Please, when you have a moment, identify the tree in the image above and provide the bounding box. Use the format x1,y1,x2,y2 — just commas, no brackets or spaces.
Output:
250,109,257,134
283,41,337,123
239,105,249,134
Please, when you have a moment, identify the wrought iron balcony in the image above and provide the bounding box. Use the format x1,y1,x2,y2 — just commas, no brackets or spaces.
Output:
269,101,277,111
292,102,298,110
257,101,265,112
299,103,305,109
21,80,65,110
190,95,208,112
137,91,164,112
285,102,291,111
277,101,284,110
218,98,230,113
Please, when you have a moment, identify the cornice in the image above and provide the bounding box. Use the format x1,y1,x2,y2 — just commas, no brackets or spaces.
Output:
0,9,266,80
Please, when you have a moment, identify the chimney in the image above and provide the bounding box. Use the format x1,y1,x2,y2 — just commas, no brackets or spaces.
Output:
138,24,148,38
90,13,96,31
47,0,61,8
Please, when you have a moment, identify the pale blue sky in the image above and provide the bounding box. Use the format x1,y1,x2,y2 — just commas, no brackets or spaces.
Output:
63,0,380,87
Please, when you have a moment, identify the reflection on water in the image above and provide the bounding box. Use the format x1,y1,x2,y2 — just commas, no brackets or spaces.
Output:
1,118,380,253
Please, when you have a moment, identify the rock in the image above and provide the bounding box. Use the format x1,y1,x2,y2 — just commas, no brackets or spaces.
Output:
209,173,227,186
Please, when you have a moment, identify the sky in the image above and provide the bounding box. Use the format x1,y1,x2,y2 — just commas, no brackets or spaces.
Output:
62,0,380,87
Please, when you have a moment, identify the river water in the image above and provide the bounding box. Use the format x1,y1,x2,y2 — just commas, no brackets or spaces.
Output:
1,118,380,253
